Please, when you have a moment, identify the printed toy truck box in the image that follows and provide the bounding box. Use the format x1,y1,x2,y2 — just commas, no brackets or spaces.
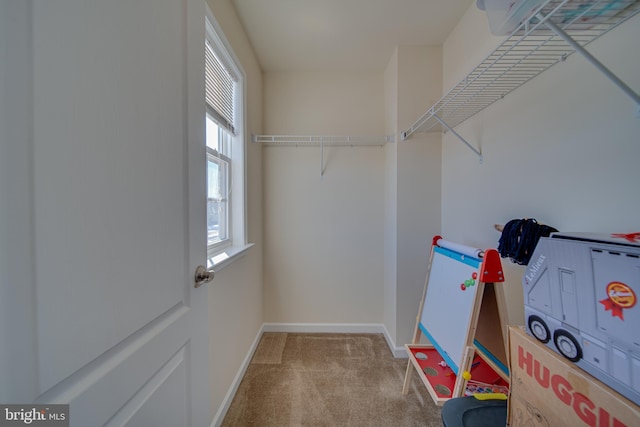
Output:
522,232,640,406
508,326,640,427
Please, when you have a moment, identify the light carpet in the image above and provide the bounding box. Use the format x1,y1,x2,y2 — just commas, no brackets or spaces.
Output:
221,333,442,426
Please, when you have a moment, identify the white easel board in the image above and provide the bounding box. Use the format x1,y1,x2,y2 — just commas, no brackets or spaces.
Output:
419,246,482,375
403,237,509,406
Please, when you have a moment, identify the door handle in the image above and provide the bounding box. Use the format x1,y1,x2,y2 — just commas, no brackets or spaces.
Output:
194,265,215,288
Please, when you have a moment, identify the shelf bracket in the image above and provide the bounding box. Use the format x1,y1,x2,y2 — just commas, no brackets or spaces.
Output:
253,134,393,178
433,114,483,163
537,12,640,111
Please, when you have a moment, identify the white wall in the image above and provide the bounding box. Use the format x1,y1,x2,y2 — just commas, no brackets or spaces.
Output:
385,46,443,348
383,49,399,345
441,5,640,326
262,71,385,324
205,0,264,421
260,48,443,348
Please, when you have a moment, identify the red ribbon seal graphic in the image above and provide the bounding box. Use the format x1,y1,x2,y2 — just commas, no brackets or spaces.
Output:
599,281,636,320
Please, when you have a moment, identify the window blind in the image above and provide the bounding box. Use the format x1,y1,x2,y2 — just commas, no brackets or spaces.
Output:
205,39,235,134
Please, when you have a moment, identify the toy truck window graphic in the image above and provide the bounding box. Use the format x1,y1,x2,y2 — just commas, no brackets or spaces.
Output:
558,268,578,325
522,232,640,406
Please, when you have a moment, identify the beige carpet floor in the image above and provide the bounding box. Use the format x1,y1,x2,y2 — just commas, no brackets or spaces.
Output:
221,333,442,426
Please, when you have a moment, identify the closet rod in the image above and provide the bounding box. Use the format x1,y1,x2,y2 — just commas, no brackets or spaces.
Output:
253,134,394,178
252,134,394,146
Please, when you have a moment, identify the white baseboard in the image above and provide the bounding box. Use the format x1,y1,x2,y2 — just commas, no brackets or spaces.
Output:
210,324,265,427
210,322,407,426
262,322,383,334
380,324,409,359
262,323,407,357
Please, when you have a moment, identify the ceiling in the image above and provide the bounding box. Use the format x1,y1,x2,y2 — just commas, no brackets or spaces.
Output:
231,0,475,72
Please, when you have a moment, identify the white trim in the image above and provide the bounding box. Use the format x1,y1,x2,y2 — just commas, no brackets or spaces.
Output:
380,324,409,359
205,3,249,266
261,322,384,334
208,243,253,271
210,324,265,427
262,324,407,356
262,323,407,357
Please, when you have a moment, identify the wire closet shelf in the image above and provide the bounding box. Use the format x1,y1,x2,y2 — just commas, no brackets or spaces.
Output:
401,0,640,141
252,134,394,146
252,134,393,177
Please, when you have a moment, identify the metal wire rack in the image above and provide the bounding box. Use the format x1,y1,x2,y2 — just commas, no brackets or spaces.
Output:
401,0,640,155
252,134,393,146
252,134,393,177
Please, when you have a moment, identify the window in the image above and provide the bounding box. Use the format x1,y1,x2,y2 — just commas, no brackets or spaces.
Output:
206,118,230,248
205,7,251,269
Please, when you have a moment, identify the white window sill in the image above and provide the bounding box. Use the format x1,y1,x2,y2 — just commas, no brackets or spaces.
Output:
208,243,254,272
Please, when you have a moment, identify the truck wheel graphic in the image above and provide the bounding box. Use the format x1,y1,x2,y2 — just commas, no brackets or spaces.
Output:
528,315,550,343
554,330,582,362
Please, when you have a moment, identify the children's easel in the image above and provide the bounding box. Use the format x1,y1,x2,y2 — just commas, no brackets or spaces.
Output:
402,236,510,406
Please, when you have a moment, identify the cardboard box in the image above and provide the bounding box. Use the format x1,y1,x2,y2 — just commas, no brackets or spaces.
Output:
508,326,640,427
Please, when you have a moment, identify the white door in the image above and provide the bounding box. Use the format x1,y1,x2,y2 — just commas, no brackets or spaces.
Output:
0,1,210,426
